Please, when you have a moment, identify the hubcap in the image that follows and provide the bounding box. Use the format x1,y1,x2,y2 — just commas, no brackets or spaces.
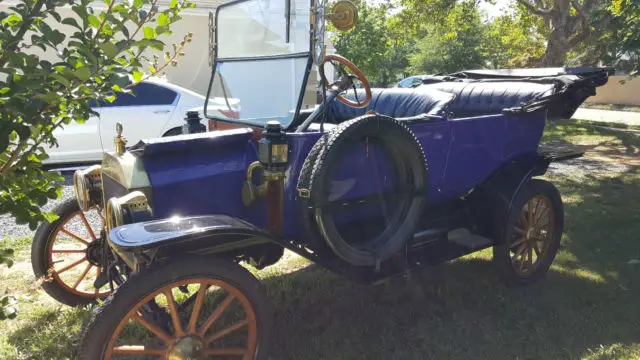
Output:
168,336,205,360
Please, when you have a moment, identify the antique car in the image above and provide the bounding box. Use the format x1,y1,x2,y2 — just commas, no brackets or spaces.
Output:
28,0,610,358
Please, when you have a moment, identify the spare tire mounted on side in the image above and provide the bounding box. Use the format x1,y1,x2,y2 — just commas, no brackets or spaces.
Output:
298,114,428,266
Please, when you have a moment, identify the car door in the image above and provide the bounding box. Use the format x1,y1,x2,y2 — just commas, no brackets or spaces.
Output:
45,101,103,164
99,82,179,153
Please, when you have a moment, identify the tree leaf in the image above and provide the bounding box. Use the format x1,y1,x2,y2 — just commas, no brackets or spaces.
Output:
101,42,119,58
87,14,100,29
74,67,92,81
143,26,156,39
158,13,169,26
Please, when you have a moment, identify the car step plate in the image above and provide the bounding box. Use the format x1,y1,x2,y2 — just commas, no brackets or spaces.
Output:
447,228,493,250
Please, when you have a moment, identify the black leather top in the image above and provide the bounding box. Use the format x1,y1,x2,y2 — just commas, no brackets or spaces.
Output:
326,87,455,124
421,81,556,118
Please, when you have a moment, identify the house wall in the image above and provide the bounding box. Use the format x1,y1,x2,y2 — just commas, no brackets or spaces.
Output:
585,75,640,106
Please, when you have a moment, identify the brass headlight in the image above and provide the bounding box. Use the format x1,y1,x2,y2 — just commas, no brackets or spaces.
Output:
105,191,153,233
73,165,103,211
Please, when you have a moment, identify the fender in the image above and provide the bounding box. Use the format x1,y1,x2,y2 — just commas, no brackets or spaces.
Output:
108,215,278,270
467,149,582,244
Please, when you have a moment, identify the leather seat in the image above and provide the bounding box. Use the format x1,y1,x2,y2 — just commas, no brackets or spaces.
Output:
421,81,556,118
326,87,455,124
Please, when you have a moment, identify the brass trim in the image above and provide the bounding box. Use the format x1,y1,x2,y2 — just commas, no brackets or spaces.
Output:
73,165,103,211
114,122,127,156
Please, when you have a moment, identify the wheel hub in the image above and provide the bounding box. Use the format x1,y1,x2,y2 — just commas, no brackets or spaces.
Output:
85,238,103,266
168,336,205,360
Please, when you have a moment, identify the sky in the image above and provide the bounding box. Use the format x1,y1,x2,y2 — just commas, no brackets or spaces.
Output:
366,0,514,20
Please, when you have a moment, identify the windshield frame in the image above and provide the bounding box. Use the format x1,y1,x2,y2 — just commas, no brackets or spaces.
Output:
203,0,315,130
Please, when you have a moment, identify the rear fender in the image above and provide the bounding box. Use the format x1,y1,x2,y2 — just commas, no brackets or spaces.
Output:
466,150,581,243
108,215,278,270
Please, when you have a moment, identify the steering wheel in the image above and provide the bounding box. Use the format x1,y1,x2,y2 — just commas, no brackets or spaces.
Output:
319,54,372,108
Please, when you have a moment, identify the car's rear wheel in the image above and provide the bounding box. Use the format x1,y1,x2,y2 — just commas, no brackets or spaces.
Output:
493,179,564,286
79,257,272,360
31,197,112,306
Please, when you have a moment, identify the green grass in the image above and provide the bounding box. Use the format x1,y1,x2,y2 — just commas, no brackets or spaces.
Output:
1,122,639,360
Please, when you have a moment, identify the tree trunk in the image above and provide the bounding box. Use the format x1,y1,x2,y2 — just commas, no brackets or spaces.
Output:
539,31,569,67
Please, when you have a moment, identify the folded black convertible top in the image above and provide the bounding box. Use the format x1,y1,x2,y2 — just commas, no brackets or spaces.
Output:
418,67,613,120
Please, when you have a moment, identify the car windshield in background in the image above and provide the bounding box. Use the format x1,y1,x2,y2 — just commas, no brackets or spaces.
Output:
205,0,311,128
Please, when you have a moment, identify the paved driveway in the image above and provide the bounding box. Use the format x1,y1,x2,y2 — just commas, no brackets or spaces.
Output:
572,108,640,126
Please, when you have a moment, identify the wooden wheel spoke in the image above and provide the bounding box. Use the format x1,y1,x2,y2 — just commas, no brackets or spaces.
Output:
206,319,248,345
51,248,86,254
72,263,92,289
533,241,542,257
112,345,167,355
198,294,235,337
133,314,173,344
188,283,209,333
78,211,97,241
526,245,533,269
59,228,90,246
527,201,533,228
531,197,542,226
164,289,184,337
203,347,247,356
520,211,528,229
536,205,550,225
514,226,526,236
56,256,87,275
511,236,528,248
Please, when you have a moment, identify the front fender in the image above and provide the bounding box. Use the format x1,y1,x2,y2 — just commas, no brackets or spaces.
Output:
108,215,274,269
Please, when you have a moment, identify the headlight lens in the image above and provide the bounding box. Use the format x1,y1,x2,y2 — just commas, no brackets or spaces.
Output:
105,191,153,233
73,165,103,211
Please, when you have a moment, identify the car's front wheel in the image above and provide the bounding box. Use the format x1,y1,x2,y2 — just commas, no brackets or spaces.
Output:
31,197,112,306
79,256,273,360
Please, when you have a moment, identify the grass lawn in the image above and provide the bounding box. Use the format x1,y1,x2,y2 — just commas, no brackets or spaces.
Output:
1,120,639,360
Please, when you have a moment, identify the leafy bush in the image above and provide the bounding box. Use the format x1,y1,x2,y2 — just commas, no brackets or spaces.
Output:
0,0,194,319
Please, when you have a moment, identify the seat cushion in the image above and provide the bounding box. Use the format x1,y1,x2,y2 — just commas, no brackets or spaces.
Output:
326,87,455,124
421,81,556,118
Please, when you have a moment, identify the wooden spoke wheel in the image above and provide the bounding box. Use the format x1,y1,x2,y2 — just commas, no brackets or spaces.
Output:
79,257,272,360
31,197,111,306
510,194,554,275
493,179,564,286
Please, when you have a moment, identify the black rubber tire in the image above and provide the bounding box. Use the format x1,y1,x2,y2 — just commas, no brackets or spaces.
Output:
304,114,428,266
31,197,105,307
163,127,183,137
493,179,564,287
78,256,273,360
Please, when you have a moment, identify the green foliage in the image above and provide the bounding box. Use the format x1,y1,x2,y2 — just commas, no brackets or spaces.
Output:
0,0,194,320
329,0,401,86
0,246,16,320
408,1,486,74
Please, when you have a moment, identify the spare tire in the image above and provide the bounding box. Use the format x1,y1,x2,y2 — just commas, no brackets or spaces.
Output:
298,114,428,266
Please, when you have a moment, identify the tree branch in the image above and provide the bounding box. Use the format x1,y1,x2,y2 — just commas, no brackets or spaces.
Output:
516,0,553,16
567,0,591,48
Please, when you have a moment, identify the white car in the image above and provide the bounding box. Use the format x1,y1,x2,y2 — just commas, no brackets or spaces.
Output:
44,78,240,167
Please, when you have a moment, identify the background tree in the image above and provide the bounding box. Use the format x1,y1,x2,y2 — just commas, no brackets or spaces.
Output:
408,1,486,74
329,0,393,86
513,0,609,66
0,0,194,319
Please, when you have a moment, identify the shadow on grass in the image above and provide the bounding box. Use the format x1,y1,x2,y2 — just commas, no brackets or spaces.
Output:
263,257,639,360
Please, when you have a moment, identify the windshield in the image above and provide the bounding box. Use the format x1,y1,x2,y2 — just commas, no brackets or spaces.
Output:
205,0,312,128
